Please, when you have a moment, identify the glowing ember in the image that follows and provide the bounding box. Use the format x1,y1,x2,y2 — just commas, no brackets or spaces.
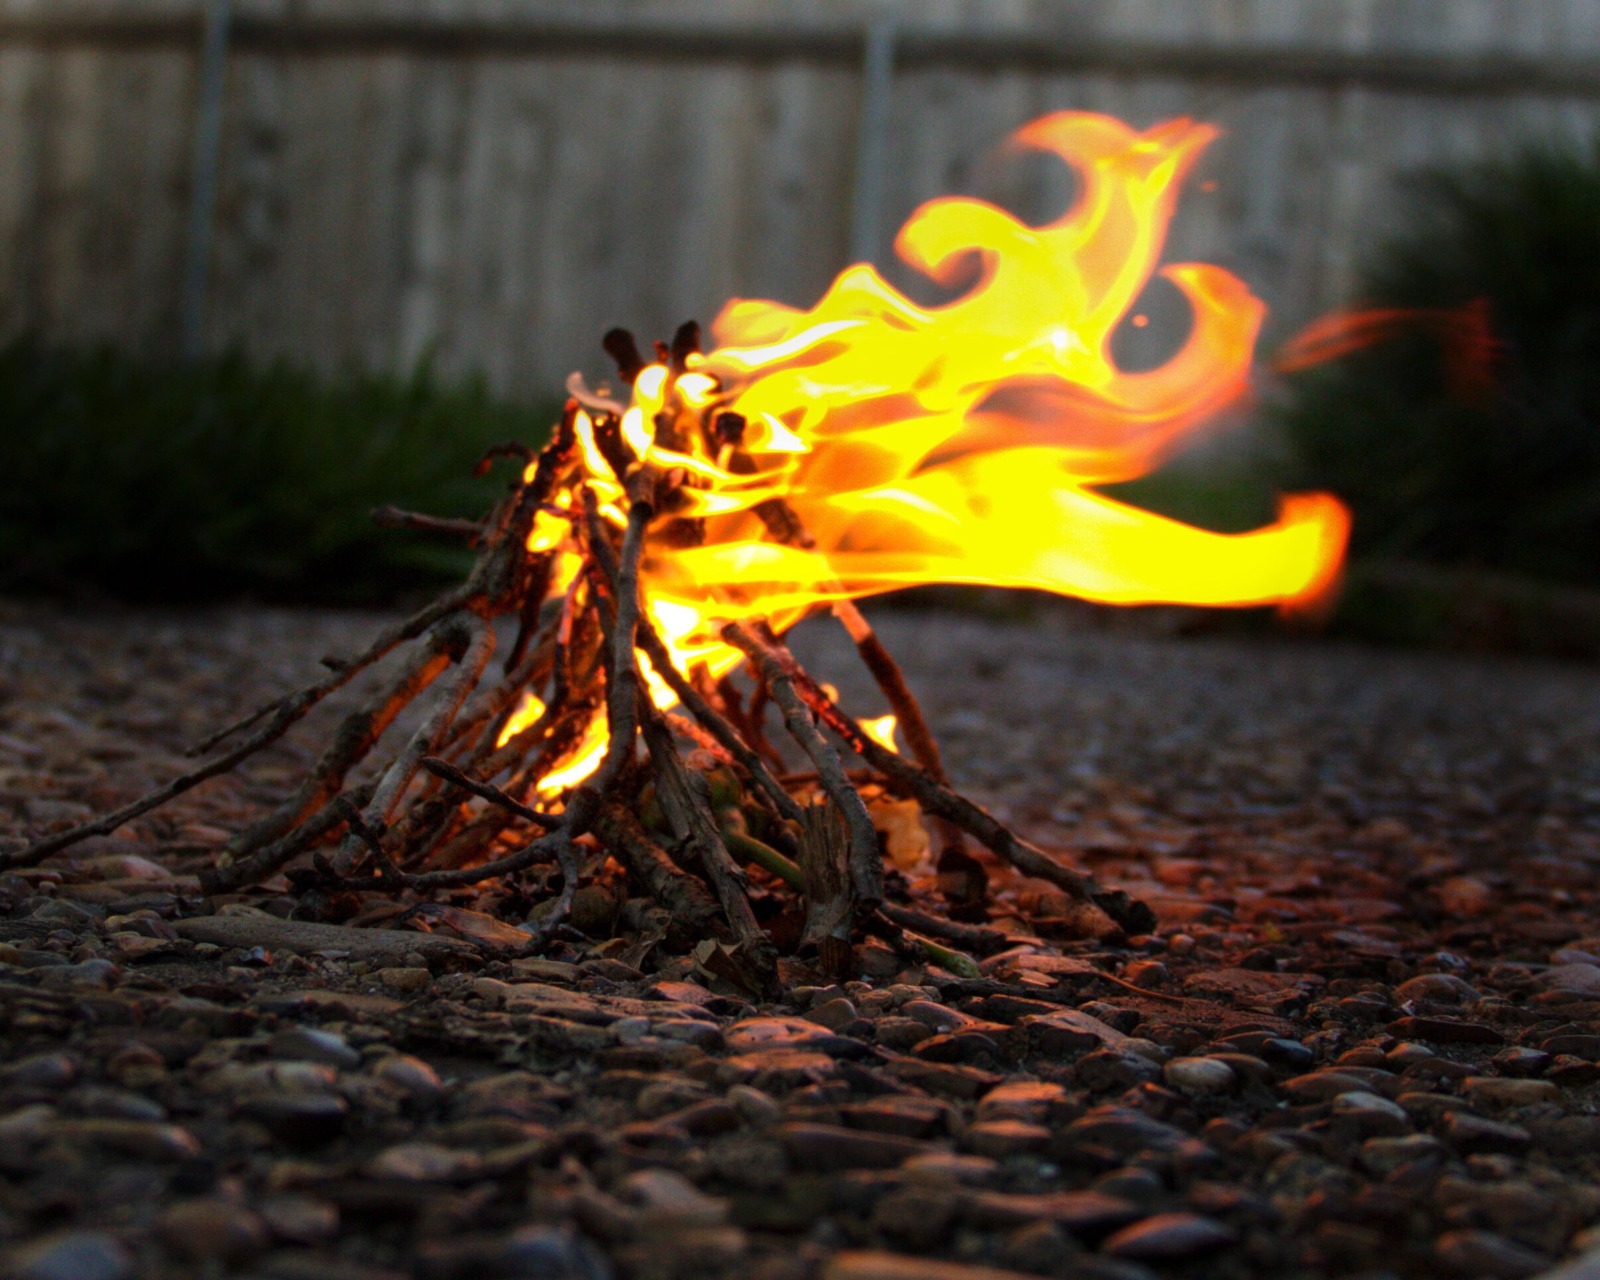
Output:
502,111,1350,792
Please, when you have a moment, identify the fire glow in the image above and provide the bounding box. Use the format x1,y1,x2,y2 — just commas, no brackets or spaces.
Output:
504,111,1350,790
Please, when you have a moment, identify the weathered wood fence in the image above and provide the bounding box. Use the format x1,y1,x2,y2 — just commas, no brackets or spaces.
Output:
2,0,1599,396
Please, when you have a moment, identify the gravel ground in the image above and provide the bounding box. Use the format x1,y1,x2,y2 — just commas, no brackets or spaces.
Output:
3,597,1600,1280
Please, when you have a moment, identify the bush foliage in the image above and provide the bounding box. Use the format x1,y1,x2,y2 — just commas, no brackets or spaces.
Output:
0,341,556,602
1273,139,1600,588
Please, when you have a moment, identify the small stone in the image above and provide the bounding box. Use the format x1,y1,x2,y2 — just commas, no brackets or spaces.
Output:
1102,1212,1239,1260
1075,1048,1162,1092
5,1231,132,1280
1018,1009,1128,1057
963,1119,1052,1159
966,1190,1142,1234
875,1017,934,1049
1282,1070,1372,1102
368,1142,484,1181
55,1118,203,1161
3,1052,79,1090
377,966,431,993
237,1092,349,1149
257,1194,340,1244
870,1186,958,1250
156,1200,269,1265
1163,1056,1236,1095
1330,1091,1411,1137
1492,1047,1553,1077
901,1152,1000,1187
1537,964,1600,997
1462,1077,1560,1109
1358,1133,1447,1175
1441,1112,1531,1155
1434,1229,1549,1278
803,997,859,1031
1388,1016,1504,1045
484,1225,614,1279
822,1250,1044,1280
619,1167,728,1229
976,1080,1071,1125
776,1122,929,1170
1395,973,1480,1005
372,1054,444,1102
726,1084,781,1127
270,1027,361,1069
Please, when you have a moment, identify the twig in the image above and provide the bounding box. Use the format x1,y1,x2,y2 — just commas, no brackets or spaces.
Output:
418,757,560,831
723,623,882,913
641,707,775,983
634,615,805,825
330,616,496,876
372,505,486,543
757,635,1157,936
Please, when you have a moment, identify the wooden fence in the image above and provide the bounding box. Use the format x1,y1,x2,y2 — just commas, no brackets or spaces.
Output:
2,0,1599,397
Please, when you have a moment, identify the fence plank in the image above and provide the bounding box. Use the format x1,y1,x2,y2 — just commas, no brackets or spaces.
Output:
0,3,1598,393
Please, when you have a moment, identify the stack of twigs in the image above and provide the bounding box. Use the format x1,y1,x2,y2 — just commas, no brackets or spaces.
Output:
7,325,1153,992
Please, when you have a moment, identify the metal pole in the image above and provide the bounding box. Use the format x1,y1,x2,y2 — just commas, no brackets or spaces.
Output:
180,0,232,360
848,16,896,266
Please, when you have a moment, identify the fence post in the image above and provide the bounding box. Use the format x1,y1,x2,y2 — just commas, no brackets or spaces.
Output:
848,16,896,267
180,0,232,360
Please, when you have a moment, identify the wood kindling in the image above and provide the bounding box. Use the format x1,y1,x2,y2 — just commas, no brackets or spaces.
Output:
5,324,1153,982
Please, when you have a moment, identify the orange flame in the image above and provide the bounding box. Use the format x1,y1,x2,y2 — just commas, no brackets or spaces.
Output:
502,112,1351,788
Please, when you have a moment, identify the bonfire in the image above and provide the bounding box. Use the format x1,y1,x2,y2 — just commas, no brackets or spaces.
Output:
8,113,1349,991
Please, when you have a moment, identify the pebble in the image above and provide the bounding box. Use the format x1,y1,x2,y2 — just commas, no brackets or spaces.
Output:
1102,1212,1239,1260
963,1119,1052,1159
6,1231,133,1280
372,1053,444,1102
1461,1077,1561,1109
377,965,431,992
1330,1091,1411,1137
271,1026,362,1069
1163,1056,1236,1095
777,1122,930,1170
823,1250,1042,1280
368,1141,484,1181
1358,1133,1447,1174
1441,1112,1532,1155
237,1091,349,1148
1433,1229,1549,1278
156,1199,270,1264
804,997,860,1030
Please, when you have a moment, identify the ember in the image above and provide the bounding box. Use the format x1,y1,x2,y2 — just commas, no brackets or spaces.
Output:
10,113,1349,985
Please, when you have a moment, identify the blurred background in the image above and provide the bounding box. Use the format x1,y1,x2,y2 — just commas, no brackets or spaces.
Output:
2,0,1599,652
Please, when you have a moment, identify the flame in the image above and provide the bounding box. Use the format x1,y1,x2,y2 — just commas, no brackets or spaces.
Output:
499,111,1350,794
861,714,900,754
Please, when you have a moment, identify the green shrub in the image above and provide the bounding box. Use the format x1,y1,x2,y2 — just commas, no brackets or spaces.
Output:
1272,139,1600,588
0,341,557,602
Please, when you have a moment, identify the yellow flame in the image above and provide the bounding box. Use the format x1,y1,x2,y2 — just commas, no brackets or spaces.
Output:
862,714,900,754
506,112,1350,795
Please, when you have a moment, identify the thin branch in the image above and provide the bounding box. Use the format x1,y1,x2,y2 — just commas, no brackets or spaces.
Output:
722,623,883,912
419,756,560,830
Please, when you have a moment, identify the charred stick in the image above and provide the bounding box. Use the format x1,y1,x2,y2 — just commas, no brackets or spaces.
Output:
372,505,486,543
876,902,1014,956
219,626,462,866
633,615,804,825
832,602,947,781
330,616,496,876
594,476,654,792
420,757,560,831
772,658,1156,936
187,585,473,758
341,826,572,893
3,595,474,873
722,624,882,912
594,800,722,937
333,797,403,886
795,800,855,973
867,913,982,979
640,708,775,976
199,781,376,894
